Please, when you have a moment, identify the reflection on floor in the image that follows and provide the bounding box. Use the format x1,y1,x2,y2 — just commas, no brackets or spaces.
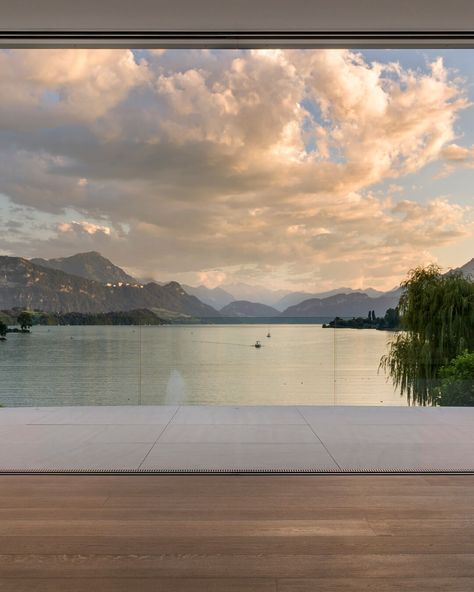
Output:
0,405,473,471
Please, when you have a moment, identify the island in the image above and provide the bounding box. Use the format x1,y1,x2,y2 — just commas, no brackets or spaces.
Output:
323,308,400,330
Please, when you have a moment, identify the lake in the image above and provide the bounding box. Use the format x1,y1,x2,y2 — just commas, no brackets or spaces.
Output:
0,324,404,407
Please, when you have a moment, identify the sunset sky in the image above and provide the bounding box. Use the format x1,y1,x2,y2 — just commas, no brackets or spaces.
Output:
0,48,473,291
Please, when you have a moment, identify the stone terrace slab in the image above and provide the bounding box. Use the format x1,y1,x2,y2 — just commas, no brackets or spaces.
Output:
0,405,472,472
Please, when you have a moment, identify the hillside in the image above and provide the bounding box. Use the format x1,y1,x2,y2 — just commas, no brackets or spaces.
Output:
0,257,219,317
31,251,137,284
281,291,400,318
220,300,280,317
275,287,387,311
459,258,474,279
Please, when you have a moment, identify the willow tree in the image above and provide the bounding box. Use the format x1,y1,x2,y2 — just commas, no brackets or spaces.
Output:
380,265,474,405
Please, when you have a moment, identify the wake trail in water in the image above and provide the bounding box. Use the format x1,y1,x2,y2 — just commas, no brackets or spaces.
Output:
191,340,262,348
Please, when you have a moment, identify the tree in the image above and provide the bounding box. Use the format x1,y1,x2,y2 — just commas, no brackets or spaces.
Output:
437,351,474,406
17,311,33,331
0,320,6,337
384,307,400,329
380,265,474,405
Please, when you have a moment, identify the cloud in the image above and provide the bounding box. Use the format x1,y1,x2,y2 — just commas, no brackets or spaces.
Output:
442,143,474,162
438,142,474,176
197,269,228,288
0,49,149,130
57,221,111,236
0,48,472,290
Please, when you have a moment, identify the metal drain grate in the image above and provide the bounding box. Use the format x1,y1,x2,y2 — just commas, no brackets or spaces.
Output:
0,466,473,474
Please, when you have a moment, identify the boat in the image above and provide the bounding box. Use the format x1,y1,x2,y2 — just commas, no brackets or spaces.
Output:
254,340,262,348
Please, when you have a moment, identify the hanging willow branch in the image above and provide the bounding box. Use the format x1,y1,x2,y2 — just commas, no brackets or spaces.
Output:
380,265,474,406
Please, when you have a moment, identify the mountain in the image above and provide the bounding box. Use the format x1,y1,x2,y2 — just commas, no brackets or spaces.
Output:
219,300,280,317
459,258,474,279
182,284,235,309
31,251,137,285
362,288,388,298
220,282,289,306
0,257,219,317
281,291,400,318
275,287,387,311
143,281,219,318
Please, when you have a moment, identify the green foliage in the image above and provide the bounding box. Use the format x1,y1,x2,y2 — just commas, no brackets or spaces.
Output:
324,308,400,331
436,351,474,406
381,265,474,405
56,309,166,325
0,308,167,326
384,307,400,329
17,311,33,330
0,320,7,337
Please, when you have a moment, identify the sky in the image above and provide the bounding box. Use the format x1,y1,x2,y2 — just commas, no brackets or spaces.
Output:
0,48,473,292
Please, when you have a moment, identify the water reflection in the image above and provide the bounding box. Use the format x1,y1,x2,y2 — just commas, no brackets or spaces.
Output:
165,369,189,404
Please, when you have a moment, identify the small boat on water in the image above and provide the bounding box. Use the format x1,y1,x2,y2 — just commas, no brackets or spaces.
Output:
254,340,262,348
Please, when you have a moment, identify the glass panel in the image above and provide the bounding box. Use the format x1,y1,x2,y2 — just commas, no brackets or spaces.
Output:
0,47,472,410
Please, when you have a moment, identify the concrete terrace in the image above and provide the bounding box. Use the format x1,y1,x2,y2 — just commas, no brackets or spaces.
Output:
0,405,473,472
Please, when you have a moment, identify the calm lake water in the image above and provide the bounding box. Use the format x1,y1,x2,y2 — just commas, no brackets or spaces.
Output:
0,324,404,407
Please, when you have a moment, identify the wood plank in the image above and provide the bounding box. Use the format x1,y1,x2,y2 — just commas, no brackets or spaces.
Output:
278,578,474,592
0,519,376,537
0,578,277,591
0,505,471,521
370,518,474,535
0,475,444,494
0,553,474,578
1,505,473,521
0,496,108,508
0,534,473,556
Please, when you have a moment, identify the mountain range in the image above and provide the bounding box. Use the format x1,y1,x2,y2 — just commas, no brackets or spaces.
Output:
274,287,388,311
0,256,217,319
0,251,470,319
281,290,402,318
217,283,289,307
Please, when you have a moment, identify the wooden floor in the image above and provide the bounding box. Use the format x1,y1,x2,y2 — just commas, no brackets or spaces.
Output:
0,475,473,591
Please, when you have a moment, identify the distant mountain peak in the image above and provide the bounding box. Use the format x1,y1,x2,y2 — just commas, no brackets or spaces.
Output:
220,300,279,317
459,258,474,277
31,252,137,285
66,250,101,258
182,283,235,309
